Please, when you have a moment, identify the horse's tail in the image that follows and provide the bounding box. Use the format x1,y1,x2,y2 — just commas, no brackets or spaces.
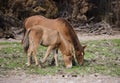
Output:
23,29,31,53
21,18,27,44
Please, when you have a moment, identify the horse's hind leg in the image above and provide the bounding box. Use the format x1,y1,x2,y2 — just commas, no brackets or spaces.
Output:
29,36,40,66
42,46,54,63
33,50,39,66
26,49,32,66
32,45,40,66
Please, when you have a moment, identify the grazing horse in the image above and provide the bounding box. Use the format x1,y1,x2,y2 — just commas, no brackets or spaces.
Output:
23,15,86,65
23,25,73,68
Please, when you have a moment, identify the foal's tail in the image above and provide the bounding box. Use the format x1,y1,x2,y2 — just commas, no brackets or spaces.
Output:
23,29,31,53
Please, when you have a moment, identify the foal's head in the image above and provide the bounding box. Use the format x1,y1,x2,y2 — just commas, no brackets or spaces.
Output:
75,45,86,66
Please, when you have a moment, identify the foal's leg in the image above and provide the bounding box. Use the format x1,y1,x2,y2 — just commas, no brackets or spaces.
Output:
33,50,39,66
42,46,54,63
29,34,40,66
26,49,32,66
32,42,40,66
53,49,59,66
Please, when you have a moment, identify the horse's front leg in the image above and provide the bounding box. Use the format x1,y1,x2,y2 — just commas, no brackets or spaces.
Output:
53,49,59,66
42,46,54,63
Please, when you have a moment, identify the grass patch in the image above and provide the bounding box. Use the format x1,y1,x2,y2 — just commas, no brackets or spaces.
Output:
0,39,120,76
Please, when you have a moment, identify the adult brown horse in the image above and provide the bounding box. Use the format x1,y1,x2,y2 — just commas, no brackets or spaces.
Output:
23,15,86,66
23,25,73,68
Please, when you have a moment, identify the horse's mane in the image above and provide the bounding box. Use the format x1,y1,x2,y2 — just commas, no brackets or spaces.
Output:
57,18,83,51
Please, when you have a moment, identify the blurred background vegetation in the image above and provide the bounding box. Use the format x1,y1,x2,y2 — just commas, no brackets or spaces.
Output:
0,0,120,38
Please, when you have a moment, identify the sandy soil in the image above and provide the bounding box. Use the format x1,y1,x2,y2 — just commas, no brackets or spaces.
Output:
0,70,120,83
0,34,120,83
77,33,120,41
0,33,120,42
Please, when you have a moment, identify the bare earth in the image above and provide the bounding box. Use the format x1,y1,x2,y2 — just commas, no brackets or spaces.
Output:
0,71,120,83
0,34,120,83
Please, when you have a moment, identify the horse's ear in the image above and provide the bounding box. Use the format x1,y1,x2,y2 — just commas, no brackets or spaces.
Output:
83,45,87,50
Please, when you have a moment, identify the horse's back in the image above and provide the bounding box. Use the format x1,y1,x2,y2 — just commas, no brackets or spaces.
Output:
24,15,73,43
25,15,45,29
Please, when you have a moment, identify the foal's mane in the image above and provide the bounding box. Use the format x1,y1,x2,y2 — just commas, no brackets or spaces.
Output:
57,18,83,51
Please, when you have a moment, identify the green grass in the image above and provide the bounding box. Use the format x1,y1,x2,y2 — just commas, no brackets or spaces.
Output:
0,39,120,76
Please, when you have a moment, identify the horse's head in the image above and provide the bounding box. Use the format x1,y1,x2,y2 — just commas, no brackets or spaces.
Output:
75,45,86,66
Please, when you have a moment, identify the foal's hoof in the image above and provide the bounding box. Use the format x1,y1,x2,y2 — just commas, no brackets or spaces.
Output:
26,63,31,67
56,64,59,67
41,60,46,64
36,64,42,67
36,61,43,68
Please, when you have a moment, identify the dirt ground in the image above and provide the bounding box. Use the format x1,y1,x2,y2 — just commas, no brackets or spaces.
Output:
0,33,120,83
0,70,120,83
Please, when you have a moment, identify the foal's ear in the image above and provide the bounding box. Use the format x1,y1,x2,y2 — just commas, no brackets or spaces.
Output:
83,45,87,50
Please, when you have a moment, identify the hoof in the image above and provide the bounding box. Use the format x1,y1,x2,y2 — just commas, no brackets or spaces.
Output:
55,64,59,67
41,60,46,64
36,64,42,68
26,63,31,67
36,61,43,68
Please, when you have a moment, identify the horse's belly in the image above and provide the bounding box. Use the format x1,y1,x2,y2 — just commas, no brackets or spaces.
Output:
40,40,49,47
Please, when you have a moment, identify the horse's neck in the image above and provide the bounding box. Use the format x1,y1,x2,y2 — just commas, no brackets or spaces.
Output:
59,33,72,55
72,35,83,51
72,33,83,51
64,21,83,51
